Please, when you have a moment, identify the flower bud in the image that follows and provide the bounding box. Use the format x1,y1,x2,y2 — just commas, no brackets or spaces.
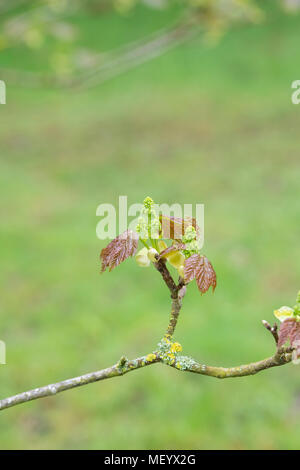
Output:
143,196,154,212
147,248,158,263
135,247,150,267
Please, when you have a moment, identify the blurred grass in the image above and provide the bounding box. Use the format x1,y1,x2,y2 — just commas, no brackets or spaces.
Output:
0,2,300,449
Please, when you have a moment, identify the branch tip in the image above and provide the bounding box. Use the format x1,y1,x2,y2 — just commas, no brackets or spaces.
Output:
262,319,279,345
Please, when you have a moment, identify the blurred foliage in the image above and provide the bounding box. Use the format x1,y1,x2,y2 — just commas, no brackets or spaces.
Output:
0,0,300,83
0,0,300,450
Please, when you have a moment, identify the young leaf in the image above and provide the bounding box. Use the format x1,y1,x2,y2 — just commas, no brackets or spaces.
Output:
159,243,186,259
289,321,300,361
100,230,138,272
184,253,199,283
290,322,300,349
184,254,217,294
195,256,217,294
159,214,200,240
278,319,294,348
278,318,300,360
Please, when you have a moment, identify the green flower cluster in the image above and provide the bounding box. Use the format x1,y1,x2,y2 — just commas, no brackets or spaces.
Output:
136,196,160,242
182,226,200,258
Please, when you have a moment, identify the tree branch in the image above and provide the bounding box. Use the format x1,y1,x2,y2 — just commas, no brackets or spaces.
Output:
262,320,279,345
154,257,178,298
0,354,161,411
0,346,293,411
71,21,199,90
0,257,294,412
173,347,293,378
153,257,186,336
0,21,200,90
166,297,183,337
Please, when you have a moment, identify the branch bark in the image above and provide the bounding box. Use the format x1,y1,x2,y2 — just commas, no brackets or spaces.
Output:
0,260,294,412
175,347,293,378
262,320,279,345
0,354,160,411
0,347,293,411
71,21,199,90
153,258,186,336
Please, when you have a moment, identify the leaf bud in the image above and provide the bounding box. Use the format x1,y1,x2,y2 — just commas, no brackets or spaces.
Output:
147,248,158,263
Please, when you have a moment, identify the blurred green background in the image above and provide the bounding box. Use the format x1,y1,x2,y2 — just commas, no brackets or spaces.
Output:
0,0,300,450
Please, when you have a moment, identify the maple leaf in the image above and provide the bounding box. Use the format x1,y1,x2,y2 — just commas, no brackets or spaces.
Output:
184,254,217,294
100,230,138,272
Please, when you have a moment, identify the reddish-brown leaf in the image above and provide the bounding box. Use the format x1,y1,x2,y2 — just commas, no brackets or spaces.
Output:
289,321,300,358
184,254,217,294
278,318,300,352
100,230,138,272
277,319,293,348
159,214,200,240
195,256,217,294
184,254,200,283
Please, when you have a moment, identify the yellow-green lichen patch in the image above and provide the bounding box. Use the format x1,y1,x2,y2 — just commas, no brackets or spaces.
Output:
157,336,185,366
146,353,157,362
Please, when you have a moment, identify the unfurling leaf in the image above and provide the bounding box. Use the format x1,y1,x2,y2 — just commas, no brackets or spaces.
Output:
159,214,200,240
274,306,294,322
278,318,300,361
184,254,217,294
168,251,185,270
100,230,138,272
159,243,186,259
